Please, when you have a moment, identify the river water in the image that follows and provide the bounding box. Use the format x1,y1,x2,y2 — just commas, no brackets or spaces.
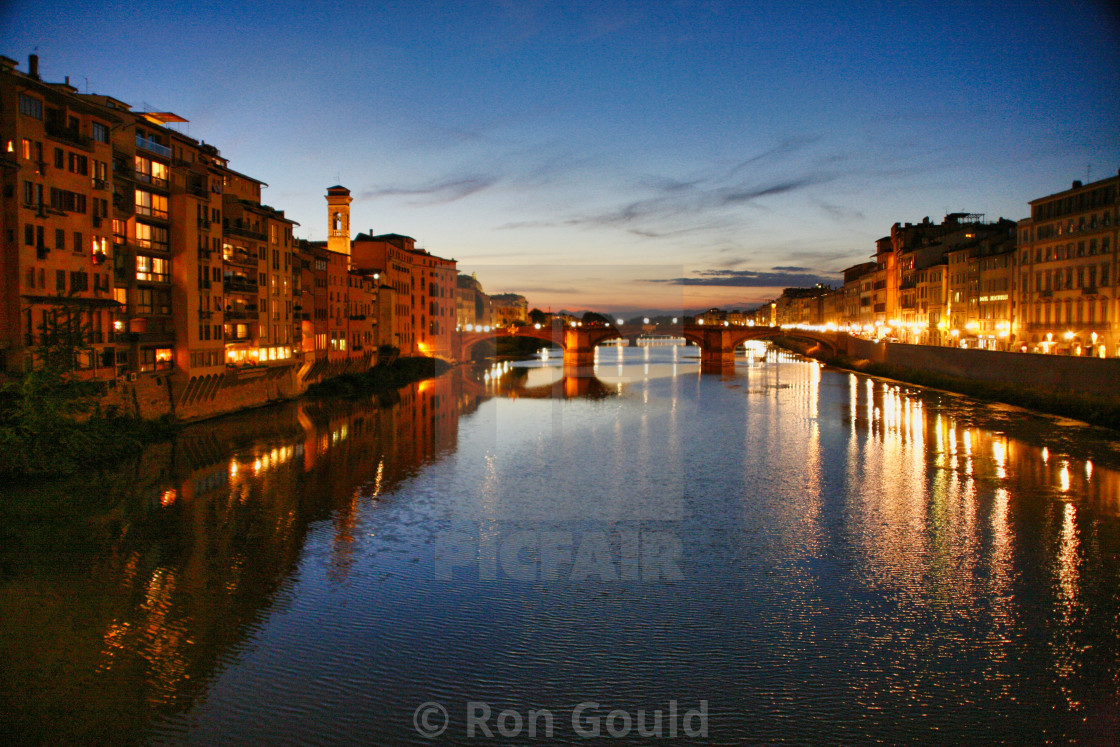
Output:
1,346,1118,745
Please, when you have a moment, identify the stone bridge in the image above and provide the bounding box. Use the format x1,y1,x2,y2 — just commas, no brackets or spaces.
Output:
454,324,841,373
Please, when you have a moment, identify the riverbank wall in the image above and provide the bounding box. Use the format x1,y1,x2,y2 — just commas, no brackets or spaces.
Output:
843,337,1120,402
780,334,1120,430
98,353,391,423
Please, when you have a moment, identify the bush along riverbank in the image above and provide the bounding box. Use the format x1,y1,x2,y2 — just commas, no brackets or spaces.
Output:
0,365,178,480
774,336,1120,432
304,356,452,398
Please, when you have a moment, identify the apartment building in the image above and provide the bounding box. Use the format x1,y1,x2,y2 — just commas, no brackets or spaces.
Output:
1015,173,1119,357
456,272,492,329
351,230,456,358
1,55,119,378
489,293,528,326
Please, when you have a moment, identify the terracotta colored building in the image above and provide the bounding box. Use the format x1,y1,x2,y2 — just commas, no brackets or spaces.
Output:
1,54,119,378
1015,173,1119,357
351,229,456,358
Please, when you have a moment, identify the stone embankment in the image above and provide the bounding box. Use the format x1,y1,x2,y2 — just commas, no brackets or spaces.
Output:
778,335,1120,431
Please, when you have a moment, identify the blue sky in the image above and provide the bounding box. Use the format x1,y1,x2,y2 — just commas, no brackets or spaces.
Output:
6,0,1119,312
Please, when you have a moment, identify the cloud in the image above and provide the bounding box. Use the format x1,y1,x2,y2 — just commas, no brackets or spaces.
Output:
771,265,808,272
357,174,500,205
652,269,839,288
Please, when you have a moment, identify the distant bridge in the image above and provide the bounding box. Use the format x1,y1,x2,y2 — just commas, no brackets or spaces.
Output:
453,324,841,373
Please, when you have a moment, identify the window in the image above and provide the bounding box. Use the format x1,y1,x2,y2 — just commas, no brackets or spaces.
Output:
136,255,170,282
68,153,88,175
18,94,43,119
134,189,168,219
50,188,86,213
91,121,108,143
135,223,169,252
134,155,168,186
56,270,66,292
72,231,83,253
139,347,172,373
55,228,65,250
22,181,43,207
69,271,88,292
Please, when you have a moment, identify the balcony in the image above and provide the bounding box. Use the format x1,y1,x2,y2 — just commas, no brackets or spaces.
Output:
134,171,169,189
135,204,169,220
198,310,213,321
91,178,108,191
224,223,267,241
45,121,92,151
224,277,258,294
134,331,176,345
136,134,172,158
225,306,258,320
223,248,258,268
1083,287,1099,296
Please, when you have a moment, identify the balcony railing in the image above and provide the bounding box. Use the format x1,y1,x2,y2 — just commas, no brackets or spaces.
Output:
224,224,267,241
134,171,169,189
224,277,258,294
135,204,169,220
135,331,176,345
225,307,258,320
223,249,258,268
46,121,92,150
1026,322,1112,332
136,134,172,158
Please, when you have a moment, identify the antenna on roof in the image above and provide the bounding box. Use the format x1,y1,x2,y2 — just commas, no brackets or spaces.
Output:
1086,163,1092,182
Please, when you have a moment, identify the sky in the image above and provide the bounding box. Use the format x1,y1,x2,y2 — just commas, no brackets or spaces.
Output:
5,0,1119,313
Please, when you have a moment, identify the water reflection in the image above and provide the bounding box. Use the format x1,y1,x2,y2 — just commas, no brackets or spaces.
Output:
0,370,479,744
0,349,1118,744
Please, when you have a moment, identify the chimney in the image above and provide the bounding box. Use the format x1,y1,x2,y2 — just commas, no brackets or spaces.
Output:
1072,180,1082,189
28,53,39,79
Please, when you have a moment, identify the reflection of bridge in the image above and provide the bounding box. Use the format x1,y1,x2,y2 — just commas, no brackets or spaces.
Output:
453,324,840,373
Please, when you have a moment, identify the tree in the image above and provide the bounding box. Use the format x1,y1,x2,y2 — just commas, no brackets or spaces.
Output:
0,304,102,474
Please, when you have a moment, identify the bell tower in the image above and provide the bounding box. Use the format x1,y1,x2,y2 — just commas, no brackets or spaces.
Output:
326,185,352,257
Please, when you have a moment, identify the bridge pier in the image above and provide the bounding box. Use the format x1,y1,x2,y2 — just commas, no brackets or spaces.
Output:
562,329,597,369
699,348,736,375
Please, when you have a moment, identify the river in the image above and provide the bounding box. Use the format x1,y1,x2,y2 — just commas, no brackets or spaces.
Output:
1,346,1118,745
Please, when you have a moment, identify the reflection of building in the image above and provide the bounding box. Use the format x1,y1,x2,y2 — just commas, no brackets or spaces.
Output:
1015,173,1119,357
489,293,528,326
0,365,478,743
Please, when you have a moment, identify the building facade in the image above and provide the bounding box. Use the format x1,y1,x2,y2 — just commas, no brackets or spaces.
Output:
1015,174,1119,357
